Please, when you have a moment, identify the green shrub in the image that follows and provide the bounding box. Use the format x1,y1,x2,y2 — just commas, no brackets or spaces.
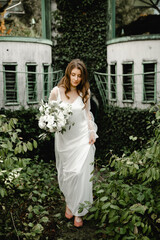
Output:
96,105,155,161
0,114,60,239
1,105,155,164
0,108,55,162
85,105,160,239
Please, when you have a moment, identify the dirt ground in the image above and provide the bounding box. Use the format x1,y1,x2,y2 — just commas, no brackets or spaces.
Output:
44,197,103,240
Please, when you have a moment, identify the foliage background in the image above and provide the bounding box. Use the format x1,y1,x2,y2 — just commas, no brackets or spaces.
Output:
0,106,154,163
52,0,108,90
116,0,153,36
3,0,42,37
85,106,160,239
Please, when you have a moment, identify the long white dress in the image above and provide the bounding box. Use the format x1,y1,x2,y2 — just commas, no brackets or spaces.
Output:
54,87,98,216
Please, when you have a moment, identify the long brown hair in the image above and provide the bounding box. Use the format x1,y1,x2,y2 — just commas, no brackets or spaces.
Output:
58,59,90,106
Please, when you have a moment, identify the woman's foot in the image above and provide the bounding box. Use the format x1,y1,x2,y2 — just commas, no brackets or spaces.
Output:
74,216,83,227
65,206,73,219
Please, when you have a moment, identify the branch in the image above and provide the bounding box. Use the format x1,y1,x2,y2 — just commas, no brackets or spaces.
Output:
150,0,160,13
10,211,20,240
139,0,160,14
139,0,153,7
0,0,12,13
155,0,160,5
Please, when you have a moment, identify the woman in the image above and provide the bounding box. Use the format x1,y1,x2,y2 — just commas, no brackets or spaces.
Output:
49,59,98,227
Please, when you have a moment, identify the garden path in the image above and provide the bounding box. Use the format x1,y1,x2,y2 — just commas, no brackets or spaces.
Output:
45,196,102,240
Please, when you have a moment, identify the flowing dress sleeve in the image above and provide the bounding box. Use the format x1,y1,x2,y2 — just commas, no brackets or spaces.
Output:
85,90,98,140
48,86,58,102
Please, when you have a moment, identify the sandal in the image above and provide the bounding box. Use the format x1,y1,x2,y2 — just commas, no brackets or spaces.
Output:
65,206,73,219
74,216,83,227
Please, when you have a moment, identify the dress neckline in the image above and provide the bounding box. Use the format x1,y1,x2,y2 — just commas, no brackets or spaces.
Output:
57,87,80,105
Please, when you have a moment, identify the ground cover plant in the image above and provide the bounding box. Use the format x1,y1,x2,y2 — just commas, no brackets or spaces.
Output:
0,114,61,239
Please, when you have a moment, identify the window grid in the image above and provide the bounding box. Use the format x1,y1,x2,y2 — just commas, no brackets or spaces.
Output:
43,65,49,100
110,64,117,100
122,63,134,101
143,63,156,103
3,64,18,104
27,64,37,103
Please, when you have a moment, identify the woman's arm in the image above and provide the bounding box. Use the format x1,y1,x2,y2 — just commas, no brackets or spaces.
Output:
48,86,58,102
85,90,98,145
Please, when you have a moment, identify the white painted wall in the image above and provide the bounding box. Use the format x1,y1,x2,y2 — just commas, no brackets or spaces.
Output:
107,35,160,109
0,38,52,110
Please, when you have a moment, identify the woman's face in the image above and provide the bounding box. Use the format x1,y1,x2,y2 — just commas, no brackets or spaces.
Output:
70,68,82,88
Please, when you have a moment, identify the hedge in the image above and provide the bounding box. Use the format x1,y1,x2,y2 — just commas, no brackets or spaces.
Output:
0,105,155,164
95,105,155,161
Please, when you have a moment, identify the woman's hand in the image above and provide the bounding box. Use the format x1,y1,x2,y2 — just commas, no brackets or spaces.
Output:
89,131,96,145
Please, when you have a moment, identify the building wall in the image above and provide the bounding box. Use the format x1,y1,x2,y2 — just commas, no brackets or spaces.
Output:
0,37,52,110
107,35,160,109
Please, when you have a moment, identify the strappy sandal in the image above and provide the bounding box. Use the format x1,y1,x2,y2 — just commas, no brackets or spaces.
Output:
65,206,73,219
74,216,83,227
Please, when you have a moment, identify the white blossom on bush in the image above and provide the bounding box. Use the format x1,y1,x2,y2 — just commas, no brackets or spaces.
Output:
4,168,23,185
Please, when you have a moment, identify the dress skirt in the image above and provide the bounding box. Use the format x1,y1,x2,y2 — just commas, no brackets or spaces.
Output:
54,92,96,216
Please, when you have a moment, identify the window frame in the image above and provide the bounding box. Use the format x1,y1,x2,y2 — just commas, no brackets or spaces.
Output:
26,63,38,104
3,62,19,105
142,61,157,103
52,69,63,88
122,62,134,103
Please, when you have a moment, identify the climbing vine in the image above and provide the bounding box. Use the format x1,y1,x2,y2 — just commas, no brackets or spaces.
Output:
52,0,108,87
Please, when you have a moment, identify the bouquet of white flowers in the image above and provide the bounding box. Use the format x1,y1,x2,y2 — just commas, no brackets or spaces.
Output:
38,100,73,138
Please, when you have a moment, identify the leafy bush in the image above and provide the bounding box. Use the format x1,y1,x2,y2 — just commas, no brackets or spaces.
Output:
96,105,155,160
1,105,155,164
86,105,160,239
0,114,60,239
0,114,37,197
0,107,55,162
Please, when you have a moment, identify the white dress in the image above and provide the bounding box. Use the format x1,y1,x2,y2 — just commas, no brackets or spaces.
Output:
54,87,98,216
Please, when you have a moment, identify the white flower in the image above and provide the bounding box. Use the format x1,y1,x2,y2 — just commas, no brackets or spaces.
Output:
45,106,51,115
50,100,58,106
46,116,55,130
59,101,67,108
38,116,46,129
57,111,65,121
39,105,43,113
4,168,22,185
38,99,73,134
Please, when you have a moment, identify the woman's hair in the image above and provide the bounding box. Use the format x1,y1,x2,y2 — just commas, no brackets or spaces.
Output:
58,59,90,106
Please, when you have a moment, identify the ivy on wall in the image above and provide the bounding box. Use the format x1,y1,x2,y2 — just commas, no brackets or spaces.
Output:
52,0,108,87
